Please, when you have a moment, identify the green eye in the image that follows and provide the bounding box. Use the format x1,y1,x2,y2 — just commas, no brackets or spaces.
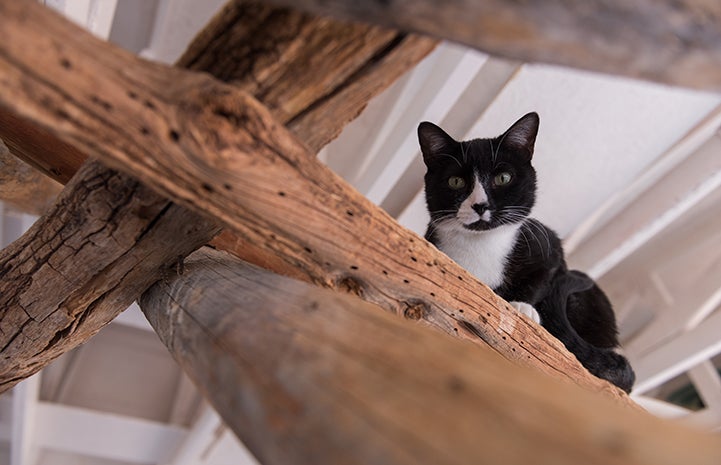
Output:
494,172,513,186
448,176,466,189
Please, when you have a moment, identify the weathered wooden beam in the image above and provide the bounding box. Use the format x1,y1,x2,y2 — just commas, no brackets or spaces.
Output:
5,0,436,183
0,139,61,215
0,160,219,391
141,247,721,465
263,0,721,92
0,0,433,390
179,0,437,152
0,0,634,404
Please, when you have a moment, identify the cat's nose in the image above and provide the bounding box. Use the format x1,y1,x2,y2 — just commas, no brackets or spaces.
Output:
472,203,489,215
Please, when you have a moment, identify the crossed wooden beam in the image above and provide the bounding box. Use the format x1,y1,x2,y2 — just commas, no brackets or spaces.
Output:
1,1,721,463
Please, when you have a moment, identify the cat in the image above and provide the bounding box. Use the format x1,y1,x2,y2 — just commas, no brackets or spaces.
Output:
418,112,635,392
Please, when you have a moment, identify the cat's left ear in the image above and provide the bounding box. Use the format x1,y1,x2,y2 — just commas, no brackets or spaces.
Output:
500,112,539,161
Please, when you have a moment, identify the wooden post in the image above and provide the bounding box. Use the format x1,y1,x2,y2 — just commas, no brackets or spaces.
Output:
141,247,721,465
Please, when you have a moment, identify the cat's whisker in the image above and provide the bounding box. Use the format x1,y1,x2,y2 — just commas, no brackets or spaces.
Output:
435,152,462,168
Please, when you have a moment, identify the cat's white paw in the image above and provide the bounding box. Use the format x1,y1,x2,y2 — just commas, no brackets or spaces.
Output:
509,301,541,324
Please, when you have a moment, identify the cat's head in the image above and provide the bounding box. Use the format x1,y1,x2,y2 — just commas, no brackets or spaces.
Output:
418,112,539,234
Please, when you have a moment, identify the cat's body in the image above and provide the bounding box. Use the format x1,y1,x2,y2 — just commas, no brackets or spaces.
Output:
418,113,634,392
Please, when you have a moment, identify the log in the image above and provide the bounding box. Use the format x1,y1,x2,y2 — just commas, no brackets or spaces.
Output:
0,160,219,391
0,0,634,405
178,0,437,151
0,0,432,390
3,0,436,183
264,0,721,92
0,138,61,215
140,247,721,465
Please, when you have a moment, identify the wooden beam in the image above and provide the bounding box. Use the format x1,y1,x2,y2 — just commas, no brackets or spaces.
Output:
688,362,721,414
141,247,721,465
263,0,721,92
564,105,721,256
0,0,634,402
0,1,431,390
569,131,721,278
0,160,220,392
178,0,437,152
35,402,186,464
10,374,40,465
0,139,61,215
632,309,721,394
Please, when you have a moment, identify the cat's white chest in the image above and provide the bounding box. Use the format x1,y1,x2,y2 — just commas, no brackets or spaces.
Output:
436,223,521,289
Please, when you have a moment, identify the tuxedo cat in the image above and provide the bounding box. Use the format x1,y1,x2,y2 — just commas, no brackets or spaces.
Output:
418,113,635,392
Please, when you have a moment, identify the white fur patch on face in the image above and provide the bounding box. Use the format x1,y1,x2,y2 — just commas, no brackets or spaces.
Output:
457,176,489,225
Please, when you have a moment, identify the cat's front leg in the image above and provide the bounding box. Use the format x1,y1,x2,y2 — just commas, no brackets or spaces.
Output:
509,301,541,324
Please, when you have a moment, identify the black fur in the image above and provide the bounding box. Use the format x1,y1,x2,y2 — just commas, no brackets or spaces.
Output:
418,113,635,392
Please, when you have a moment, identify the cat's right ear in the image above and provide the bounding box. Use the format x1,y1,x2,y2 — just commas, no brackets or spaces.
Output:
418,122,458,166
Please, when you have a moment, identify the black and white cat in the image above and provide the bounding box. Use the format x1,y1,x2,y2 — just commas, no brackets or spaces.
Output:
418,113,635,392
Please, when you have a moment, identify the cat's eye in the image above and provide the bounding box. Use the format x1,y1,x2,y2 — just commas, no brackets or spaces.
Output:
494,172,513,186
447,176,466,189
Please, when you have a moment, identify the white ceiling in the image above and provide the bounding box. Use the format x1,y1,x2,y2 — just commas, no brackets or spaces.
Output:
2,1,721,464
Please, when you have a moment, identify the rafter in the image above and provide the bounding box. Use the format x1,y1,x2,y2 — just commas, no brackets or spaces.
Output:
263,0,721,91
569,131,721,278
632,309,721,394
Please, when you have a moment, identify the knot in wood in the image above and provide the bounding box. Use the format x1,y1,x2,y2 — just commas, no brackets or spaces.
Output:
335,275,364,297
403,301,427,321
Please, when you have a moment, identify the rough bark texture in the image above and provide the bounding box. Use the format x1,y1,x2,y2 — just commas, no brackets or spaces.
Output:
0,139,61,214
0,0,433,390
0,0,635,405
5,0,436,182
0,160,220,391
179,0,436,150
141,247,721,465
266,0,721,91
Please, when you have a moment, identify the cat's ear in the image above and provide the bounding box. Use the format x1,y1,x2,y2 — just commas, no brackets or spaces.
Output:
500,112,539,161
418,122,458,165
